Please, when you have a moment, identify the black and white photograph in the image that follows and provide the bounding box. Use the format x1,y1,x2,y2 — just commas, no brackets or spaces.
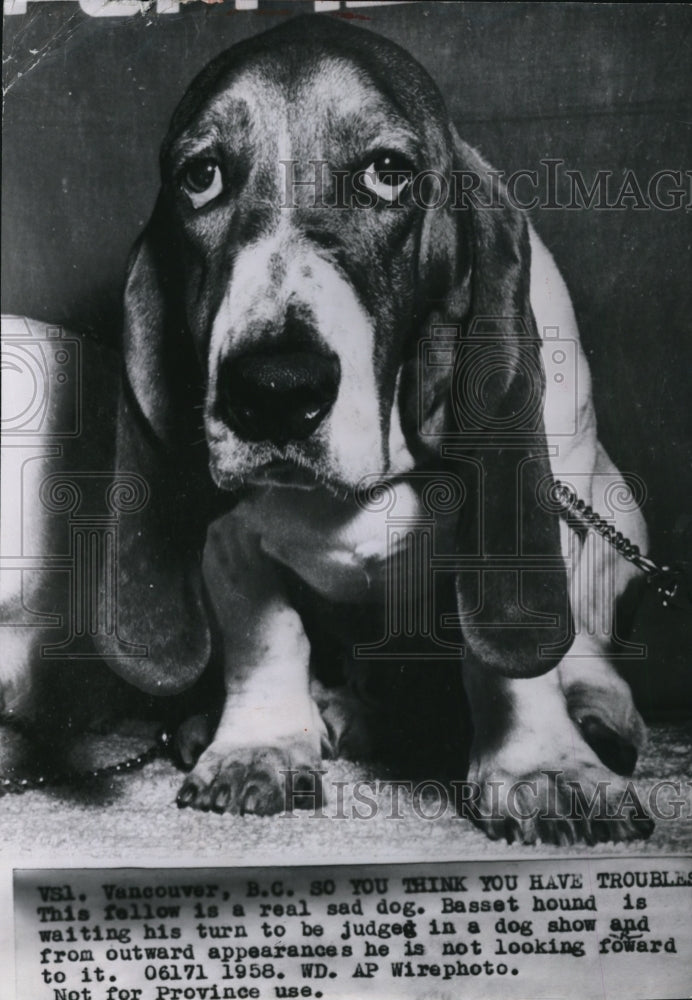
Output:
1,2,691,998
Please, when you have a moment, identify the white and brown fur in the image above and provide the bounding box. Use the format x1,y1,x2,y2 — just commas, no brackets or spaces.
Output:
0,16,651,844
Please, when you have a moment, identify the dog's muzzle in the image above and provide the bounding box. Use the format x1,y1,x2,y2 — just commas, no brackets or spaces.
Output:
218,350,341,444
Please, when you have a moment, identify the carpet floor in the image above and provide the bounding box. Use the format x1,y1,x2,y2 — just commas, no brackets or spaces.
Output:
1,718,689,864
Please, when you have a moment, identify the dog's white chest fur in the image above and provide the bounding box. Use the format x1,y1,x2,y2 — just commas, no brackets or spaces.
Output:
231,479,431,602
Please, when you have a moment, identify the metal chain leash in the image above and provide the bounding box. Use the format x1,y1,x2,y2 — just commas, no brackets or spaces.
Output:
550,480,691,611
0,481,688,796
0,712,173,797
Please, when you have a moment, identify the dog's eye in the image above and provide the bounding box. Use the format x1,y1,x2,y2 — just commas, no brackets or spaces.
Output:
361,153,413,202
180,159,223,208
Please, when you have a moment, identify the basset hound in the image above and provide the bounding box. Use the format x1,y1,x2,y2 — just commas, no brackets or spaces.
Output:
0,15,653,844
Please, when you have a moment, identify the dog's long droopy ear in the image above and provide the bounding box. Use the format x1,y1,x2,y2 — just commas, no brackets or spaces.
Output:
413,132,572,677
94,197,213,695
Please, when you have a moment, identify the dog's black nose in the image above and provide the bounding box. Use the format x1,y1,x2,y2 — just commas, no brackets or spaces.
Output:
219,351,340,444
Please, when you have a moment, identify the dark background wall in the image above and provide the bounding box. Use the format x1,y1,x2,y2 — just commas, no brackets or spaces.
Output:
3,1,691,709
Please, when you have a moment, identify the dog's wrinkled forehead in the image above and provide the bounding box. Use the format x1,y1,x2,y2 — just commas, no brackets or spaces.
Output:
161,17,451,177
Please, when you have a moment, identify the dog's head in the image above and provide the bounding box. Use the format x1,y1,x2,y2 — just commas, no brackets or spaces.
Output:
127,16,461,489
110,16,571,691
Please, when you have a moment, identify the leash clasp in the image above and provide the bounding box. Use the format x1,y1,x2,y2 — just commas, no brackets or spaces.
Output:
648,564,692,612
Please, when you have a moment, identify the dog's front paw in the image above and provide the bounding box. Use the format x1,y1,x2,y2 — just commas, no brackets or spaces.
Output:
467,763,654,846
176,737,324,815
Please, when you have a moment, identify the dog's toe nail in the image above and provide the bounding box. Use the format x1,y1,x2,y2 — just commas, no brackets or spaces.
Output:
580,820,596,847
556,821,576,847
177,783,197,808
197,790,213,811
320,725,336,759
212,784,231,813
502,819,517,845
294,771,312,793
241,785,260,814
293,768,323,808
